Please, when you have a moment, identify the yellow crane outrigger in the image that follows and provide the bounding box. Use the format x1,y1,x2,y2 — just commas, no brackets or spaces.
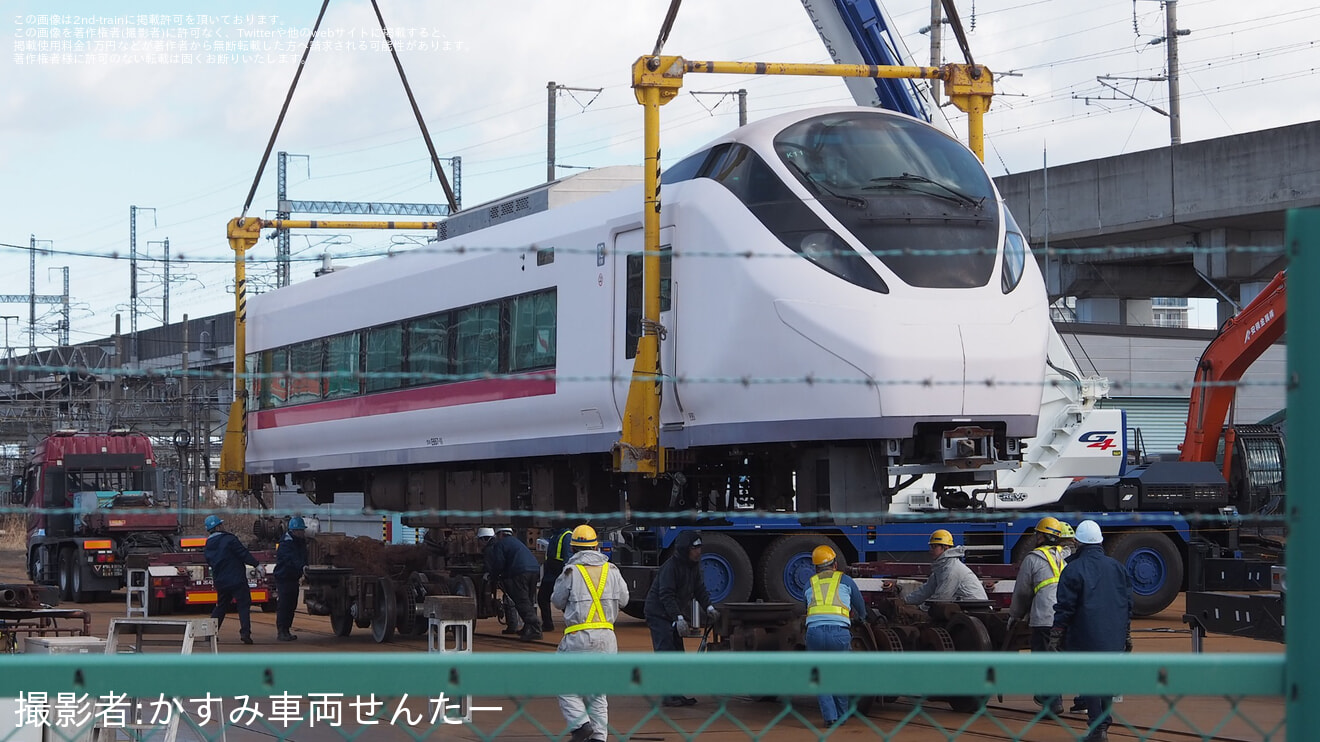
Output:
615,55,994,476
216,216,441,490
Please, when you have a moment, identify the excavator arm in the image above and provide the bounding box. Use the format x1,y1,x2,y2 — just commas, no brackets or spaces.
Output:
1179,271,1286,480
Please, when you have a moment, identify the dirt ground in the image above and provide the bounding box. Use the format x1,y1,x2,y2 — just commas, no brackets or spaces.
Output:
0,546,1285,741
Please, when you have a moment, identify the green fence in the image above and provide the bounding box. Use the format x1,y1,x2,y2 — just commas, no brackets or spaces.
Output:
1,208,1313,741
0,653,1289,740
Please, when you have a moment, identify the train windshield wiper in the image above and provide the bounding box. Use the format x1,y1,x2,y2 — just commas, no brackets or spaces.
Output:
864,173,985,209
788,162,867,208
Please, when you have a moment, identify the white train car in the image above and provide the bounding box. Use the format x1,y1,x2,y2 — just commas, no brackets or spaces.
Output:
245,106,1049,520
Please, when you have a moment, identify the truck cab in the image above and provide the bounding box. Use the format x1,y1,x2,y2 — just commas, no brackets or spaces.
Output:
20,430,178,602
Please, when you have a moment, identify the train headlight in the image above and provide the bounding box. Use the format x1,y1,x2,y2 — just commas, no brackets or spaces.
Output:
1001,208,1028,293
794,231,888,293
1001,231,1026,293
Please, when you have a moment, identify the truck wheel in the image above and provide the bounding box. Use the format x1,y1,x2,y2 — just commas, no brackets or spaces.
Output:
1106,531,1183,616
371,578,397,643
698,533,753,605
69,554,90,604
331,611,354,637
757,535,846,605
57,549,74,602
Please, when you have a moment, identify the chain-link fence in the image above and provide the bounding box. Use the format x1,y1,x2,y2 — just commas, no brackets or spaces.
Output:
0,653,1288,741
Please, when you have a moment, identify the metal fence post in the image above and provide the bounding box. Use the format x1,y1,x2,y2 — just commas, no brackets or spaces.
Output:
1285,207,1320,732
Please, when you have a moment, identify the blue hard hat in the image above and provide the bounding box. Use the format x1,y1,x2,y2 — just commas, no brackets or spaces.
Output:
204,515,223,531
288,516,307,531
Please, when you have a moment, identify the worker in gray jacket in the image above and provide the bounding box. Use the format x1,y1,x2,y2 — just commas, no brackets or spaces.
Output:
1009,516,1070,714
552,524,630,742
902,529,988,605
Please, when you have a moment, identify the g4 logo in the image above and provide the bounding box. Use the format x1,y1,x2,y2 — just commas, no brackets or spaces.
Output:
1079,430,1118,450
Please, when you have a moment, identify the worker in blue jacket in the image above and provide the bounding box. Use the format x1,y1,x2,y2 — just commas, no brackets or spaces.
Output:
203,515,258,645
485,527,543,641
273,516,309,642
803,544,866,728
644,530,715,707
1049,520,1133,742
538,525,574,632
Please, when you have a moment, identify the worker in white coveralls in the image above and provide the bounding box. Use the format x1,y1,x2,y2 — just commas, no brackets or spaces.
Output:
552,524,630,742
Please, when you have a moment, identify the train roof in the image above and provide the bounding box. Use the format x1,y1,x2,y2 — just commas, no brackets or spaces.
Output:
437,165,643,243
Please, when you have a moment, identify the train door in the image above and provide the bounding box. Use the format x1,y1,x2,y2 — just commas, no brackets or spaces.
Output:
611,227,681,426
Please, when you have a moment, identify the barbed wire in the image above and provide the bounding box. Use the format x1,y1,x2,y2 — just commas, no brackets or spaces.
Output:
0,505,1288,527
0,363,1292,393
0,239,1289,263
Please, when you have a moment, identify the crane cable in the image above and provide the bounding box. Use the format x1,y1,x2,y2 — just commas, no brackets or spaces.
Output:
239,0,460,219
367,0,459,213
941,0,978,69
239,0,333,219
652,0,684,57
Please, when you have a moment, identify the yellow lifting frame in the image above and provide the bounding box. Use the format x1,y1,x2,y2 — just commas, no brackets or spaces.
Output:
614,55,994,476
216,216,441,490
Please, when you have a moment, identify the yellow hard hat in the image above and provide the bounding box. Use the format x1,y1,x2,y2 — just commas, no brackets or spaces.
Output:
570,524,599,549
929,529,955,547
1059,522,1075,539
811,545,837,566
1035,516,1065,539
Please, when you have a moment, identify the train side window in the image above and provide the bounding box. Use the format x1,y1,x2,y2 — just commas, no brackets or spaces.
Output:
455,303,500,377
624,247,672,360
713,144,888,294
262,349,289,409
365,324,404,392
407,314,451,385
508,290,557,372
325,332,360,398
662,150,710,184
288,340,325,405
245,353,262,410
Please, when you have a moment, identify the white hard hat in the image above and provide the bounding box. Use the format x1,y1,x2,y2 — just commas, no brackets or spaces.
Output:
496,527,514,535
1075,520,1104,545
476,527,495,539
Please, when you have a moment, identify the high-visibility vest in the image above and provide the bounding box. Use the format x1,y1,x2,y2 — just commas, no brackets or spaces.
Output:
1032,546,1064,593
806,571,851,618
552,530,572,562
563,563,614,634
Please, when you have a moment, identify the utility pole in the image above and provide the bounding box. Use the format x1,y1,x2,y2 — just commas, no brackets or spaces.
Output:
929,0,943,102
276,152,309,288
27,235,52,356
45,266,70,346
547,81,603,182
129,205,156,366
1163,0,1184,145
162,238,170,324
28,235,37,357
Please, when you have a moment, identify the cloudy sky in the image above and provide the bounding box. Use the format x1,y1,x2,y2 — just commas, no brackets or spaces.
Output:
2,0,1315,348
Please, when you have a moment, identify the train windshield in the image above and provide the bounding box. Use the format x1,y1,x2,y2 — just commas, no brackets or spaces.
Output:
775,113,999,289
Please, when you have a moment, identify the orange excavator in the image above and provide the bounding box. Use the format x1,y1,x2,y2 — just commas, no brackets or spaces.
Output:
1178,270,1287,516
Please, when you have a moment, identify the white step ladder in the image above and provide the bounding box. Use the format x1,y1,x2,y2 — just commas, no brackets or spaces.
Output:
91,618,225,742
426,595,477,723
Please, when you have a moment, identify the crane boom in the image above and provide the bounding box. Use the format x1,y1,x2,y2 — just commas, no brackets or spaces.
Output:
1179,271,1287,477
801,0,933,121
